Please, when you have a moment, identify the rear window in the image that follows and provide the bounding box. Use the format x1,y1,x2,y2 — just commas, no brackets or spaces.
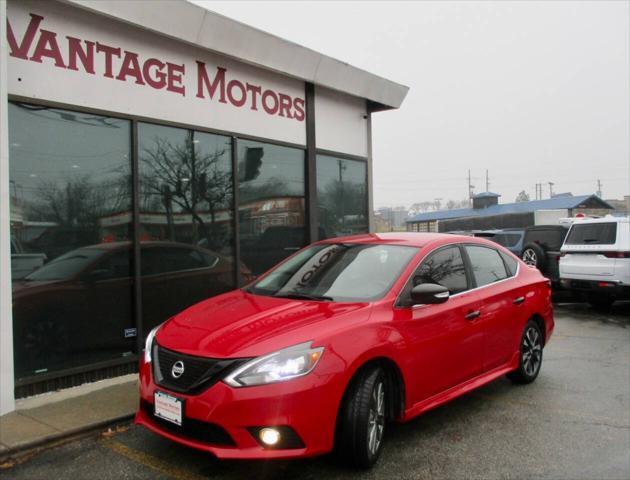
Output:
565,223,617,245
465,245,508,287
493,233,522,248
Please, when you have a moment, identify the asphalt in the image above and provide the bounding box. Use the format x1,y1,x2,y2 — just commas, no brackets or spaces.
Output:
1,302,629,480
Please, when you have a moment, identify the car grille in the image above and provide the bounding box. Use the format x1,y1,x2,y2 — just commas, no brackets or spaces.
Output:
140,399,235,446
153,343,251,395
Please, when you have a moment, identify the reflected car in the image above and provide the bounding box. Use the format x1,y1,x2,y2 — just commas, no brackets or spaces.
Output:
136,233,554,468
10,235,47,280
12,241,250,377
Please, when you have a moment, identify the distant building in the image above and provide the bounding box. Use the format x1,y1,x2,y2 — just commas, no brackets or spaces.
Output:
604,196,630,216
375,207,408,231
406,192,614,232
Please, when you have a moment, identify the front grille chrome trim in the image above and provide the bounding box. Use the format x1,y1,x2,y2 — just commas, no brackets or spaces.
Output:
152,343,251,395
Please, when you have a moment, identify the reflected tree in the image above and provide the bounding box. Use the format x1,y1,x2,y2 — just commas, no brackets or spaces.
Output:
140,133,232,250
29,173,130,228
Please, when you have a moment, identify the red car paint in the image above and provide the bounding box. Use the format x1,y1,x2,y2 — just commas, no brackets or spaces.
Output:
136,233,553,459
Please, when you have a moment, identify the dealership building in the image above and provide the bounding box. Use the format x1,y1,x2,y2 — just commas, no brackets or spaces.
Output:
0,0,408,414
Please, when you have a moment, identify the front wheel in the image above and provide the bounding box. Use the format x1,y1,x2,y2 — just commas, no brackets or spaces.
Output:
336,366,387,469
508,320,544,384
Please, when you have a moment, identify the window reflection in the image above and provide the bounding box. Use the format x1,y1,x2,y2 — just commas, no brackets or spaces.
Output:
317,155,368,239
238,140,306,276
138,124,239,331
9,103,134,379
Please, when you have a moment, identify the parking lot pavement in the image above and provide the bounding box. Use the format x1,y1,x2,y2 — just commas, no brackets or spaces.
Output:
1,302,629,480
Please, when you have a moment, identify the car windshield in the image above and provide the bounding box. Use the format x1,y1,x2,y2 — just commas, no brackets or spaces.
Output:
25,248,106,281
247,243,418,302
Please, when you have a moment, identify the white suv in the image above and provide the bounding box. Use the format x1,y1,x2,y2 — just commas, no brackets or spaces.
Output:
559,216,630,307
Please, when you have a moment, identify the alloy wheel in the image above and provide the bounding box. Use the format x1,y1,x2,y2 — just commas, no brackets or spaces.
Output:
522,249,537,266
522,326,542,376
367,380,385,456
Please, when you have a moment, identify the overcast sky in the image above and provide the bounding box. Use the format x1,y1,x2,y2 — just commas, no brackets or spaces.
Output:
196,1,629,208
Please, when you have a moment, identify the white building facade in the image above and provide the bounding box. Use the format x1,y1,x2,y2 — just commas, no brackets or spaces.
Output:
0,0,407,415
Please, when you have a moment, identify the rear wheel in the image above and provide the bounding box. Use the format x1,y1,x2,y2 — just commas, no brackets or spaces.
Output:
521,243,546,270
336,366,387,469
508,320,543,384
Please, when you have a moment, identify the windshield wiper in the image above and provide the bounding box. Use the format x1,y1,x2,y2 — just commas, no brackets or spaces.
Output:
274,292,334,302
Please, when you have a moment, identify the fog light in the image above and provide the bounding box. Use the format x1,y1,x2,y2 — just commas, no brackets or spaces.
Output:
259,428,281,446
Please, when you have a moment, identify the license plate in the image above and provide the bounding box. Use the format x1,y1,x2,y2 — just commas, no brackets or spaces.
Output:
154,391,183,426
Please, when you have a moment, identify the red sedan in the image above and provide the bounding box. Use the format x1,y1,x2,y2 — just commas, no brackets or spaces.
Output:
136,233,553,468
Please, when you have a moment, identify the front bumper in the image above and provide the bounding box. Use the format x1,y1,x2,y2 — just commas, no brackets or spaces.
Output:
135,357,342,459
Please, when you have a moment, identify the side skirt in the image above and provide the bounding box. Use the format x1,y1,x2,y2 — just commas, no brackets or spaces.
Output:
401,355,519,422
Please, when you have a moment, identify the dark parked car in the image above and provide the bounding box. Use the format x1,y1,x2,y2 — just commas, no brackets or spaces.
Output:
12,241,251,375
520,225,569,284
474,229,525,256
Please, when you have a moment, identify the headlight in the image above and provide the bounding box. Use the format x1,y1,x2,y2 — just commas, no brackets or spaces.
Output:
224,342,324,387
143,325,161,363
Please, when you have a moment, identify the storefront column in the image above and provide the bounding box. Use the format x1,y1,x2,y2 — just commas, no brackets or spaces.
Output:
0,0,16,415
366,108,375,233
305,83,318,243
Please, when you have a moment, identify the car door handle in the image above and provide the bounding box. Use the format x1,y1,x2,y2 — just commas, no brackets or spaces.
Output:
464,310,481,321
513,296,525,305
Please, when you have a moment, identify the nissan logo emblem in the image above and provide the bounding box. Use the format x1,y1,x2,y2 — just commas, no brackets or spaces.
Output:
171,361,185,379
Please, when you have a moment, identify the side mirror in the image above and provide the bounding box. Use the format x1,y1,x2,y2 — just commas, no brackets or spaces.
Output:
410,283,450,305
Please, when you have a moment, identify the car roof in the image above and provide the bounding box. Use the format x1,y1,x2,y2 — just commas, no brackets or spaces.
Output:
570,215,629,225
79,241,200,250
319,232,472,248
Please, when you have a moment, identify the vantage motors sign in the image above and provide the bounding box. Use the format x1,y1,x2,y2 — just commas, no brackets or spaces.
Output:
7,1,307,145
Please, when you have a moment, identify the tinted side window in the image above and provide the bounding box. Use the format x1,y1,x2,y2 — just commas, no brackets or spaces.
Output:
493,233,522,248
525,228,567,250
415,246,468,294
91,250,132,280
141,247,207,276
565,223,617,245
466,246,508,287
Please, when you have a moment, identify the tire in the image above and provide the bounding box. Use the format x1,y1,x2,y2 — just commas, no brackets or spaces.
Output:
587,294,615,310
521,243,546,270
336,366,388,469
508,320,544,384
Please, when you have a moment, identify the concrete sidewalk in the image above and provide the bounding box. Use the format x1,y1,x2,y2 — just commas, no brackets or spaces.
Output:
0,374,138,459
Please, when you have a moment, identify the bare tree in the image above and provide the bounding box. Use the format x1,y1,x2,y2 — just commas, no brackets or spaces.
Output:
515,190,530,202
140,134,232,248
30,174,129,228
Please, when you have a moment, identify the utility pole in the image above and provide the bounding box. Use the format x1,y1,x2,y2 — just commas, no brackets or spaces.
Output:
596,179,602,198
548,182,554,198
468,170,475,206
485,169,489,192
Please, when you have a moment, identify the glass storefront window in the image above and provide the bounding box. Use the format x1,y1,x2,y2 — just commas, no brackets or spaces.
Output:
138,124,236,332
7,103,362,387
238,140,306,276
9,103,134,379
317,155,368,239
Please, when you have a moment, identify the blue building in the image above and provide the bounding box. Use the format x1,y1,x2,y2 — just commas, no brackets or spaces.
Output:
406,192,613,232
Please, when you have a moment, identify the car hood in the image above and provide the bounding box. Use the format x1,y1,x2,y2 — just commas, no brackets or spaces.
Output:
155,290,372,358
12,279,69,297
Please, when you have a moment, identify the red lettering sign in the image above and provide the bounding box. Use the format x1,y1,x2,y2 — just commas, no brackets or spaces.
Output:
7,11,305,122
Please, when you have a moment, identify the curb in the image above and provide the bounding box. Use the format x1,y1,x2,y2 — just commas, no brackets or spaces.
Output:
0,413,135,463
